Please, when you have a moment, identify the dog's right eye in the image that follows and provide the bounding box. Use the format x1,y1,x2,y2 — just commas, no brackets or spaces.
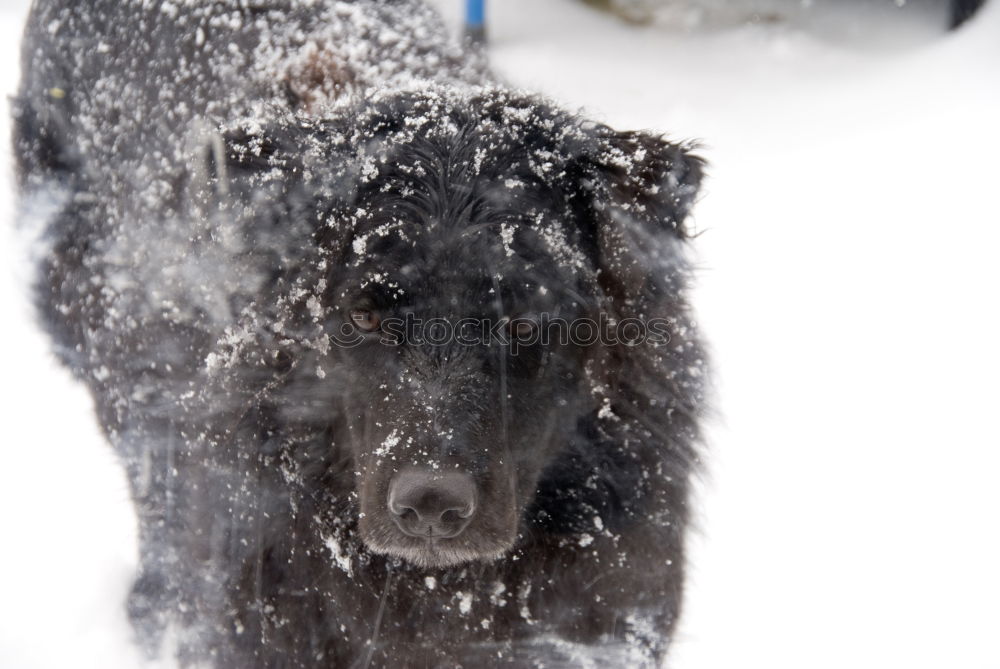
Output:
350,309,381,332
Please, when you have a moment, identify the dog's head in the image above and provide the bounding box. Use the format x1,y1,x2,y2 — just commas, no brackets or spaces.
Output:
214,88,703,568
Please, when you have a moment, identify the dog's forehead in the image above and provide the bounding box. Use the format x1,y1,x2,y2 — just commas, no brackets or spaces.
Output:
339,90,596,201
353,88,591,151
343,218,588,309
325,91,602,308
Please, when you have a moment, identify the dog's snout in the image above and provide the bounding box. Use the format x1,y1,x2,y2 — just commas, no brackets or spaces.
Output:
388,469,477,539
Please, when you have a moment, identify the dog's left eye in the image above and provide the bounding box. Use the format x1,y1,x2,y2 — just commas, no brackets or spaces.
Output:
350,309,381,332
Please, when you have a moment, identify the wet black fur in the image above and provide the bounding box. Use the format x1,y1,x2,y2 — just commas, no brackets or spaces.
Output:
14,1,706,667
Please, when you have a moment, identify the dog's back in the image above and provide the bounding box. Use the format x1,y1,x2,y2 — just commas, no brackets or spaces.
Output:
15,0,476,179
14,0,479,303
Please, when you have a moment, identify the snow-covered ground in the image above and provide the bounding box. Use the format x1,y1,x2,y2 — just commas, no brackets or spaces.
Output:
2,1,998,667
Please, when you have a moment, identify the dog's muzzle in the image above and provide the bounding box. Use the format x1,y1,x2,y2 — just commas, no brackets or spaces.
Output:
387,468,477,539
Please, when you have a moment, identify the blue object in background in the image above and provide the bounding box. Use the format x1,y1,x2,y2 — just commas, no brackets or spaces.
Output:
465,0,486,43
466,0,485,28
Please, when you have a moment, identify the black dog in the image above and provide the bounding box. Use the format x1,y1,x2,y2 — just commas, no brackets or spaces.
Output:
14,1,706,666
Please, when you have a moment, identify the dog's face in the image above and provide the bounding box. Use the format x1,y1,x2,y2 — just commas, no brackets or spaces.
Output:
334,218,591,566
331,162,595,567
222,89,702,568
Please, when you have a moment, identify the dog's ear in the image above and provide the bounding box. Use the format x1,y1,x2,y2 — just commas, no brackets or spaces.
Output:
580,128,704,309
594,129,703,238
570,130,706,530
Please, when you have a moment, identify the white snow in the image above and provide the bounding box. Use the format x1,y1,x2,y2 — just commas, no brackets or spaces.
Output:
456,590,473,615
374,428,402,457
323,533,354,575
1,1,999,668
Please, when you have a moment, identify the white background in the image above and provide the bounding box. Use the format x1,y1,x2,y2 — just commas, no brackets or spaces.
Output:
1,0,998,667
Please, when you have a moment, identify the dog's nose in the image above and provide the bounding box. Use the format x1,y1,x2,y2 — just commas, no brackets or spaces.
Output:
388,469,477,539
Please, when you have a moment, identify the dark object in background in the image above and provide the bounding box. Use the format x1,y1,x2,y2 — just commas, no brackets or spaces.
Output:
952,0,986,27
13,0,706,667
584,0,987,43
